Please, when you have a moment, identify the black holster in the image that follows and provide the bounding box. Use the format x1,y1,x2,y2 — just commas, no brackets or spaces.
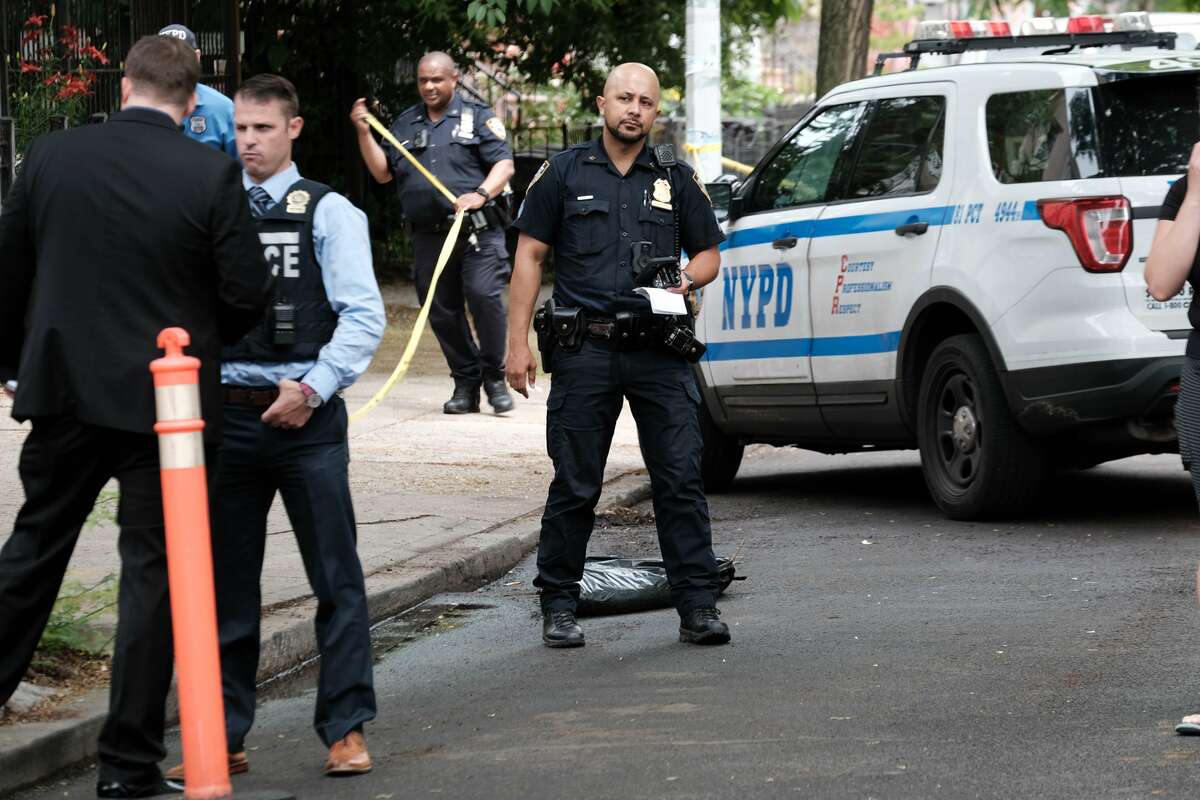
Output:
533,298,584,373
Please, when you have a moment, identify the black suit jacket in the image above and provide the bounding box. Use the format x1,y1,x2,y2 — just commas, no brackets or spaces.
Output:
0,108,273,441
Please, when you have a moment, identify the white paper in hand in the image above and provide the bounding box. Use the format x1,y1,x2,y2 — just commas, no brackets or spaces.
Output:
633,287,687,315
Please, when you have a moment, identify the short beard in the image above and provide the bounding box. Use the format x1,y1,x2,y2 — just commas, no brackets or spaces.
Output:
606,120,645,144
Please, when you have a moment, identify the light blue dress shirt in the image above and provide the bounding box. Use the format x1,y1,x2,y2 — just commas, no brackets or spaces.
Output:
184,83,237,158
222,163,386,401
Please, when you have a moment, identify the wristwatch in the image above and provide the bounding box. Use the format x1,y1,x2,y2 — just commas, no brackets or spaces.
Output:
299,382,323,408
681,269,695,290
472,186,490,201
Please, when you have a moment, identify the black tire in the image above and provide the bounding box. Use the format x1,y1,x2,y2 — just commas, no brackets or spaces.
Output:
916,334,1047,519
699,400,744,492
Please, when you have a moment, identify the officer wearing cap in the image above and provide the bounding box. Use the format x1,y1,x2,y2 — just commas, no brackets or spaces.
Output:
351,51,515,415
158,23,236,158
506,63,731,648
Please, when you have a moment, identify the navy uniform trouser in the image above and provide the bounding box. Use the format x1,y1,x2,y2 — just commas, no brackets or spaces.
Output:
411,227,509,385
535,342,719,617
213,395,376,751
0,417,213,784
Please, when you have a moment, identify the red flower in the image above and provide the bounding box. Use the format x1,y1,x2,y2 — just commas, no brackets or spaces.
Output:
56,74,91,100
60,26,79,49
23,14,47,27
82,45,109,65
19,61,41,73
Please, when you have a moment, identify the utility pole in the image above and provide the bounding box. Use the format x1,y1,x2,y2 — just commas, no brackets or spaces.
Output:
685,0,721,181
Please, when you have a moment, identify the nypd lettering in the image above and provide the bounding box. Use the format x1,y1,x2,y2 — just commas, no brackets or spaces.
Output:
259,231,301,278
720,263,794,330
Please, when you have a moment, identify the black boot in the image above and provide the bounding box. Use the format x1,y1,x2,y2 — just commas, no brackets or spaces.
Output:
542,609,585,648
679,606,730,645
96,778,183,798
443,380,480,414
484,378,514,414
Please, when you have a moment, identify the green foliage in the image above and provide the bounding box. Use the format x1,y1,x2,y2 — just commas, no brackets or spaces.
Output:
37,575,118,654
722,74,785,117
85,490,118,529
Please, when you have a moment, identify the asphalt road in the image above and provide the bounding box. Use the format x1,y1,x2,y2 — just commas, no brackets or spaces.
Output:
16,447,1200,800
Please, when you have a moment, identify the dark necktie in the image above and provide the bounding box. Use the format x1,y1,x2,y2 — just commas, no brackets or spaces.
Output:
247,185,273,217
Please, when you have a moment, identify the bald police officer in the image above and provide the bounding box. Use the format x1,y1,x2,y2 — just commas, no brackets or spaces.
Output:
351,52,515,414
507,63,731,648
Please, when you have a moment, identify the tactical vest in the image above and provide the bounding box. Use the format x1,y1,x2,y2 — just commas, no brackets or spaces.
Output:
223,179,339,363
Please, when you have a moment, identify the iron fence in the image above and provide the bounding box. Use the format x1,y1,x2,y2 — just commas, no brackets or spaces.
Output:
1,0,236,124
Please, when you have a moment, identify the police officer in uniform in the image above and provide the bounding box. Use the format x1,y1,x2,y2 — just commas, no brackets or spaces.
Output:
201,74,385,778
158,24,237,158
351,51,516,414
507,63,730,648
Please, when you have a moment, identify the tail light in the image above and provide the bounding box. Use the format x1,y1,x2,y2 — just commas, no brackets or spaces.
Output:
1037,196,1132,273
1066,15,1108,34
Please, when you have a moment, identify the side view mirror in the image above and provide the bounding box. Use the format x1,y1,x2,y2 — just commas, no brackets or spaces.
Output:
706,182,734,222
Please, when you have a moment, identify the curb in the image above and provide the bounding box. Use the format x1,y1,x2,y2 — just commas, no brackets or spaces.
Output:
0,469,652,798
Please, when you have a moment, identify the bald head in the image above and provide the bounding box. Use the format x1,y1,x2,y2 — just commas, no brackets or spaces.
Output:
603,63,659,98
416,51,459,114
598,62,660,146
419,51,458,74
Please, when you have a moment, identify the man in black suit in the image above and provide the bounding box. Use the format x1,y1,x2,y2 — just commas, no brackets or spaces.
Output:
0,35,272,799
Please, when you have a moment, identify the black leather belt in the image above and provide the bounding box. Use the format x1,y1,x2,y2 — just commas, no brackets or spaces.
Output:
582,313,660,350
222,385,279,407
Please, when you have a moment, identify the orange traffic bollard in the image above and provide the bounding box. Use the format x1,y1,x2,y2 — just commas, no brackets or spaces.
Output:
151,327,231,800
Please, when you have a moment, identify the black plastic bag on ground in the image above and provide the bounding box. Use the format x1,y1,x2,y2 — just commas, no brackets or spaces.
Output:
576,556,739,616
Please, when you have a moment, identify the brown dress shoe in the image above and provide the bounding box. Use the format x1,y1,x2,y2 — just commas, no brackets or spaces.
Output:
324,731,372,776
163,751,248,781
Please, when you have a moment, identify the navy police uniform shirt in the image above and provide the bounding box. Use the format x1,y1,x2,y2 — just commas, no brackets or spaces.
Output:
513,138,724,316
383,93,513,228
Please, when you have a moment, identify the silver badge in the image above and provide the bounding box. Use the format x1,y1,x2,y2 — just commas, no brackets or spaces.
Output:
459,109,475,139
189,115,207,134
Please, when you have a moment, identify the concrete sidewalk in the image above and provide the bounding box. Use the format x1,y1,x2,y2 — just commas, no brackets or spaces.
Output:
0,285,652,795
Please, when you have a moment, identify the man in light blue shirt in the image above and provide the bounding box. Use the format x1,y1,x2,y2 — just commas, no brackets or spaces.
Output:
158,24,237,157
193,73,385,781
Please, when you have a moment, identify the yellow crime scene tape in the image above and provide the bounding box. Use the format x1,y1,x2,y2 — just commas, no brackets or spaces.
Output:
348,112,465,423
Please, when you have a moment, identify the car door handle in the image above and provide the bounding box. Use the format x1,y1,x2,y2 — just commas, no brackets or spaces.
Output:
772,236,799,250
895,221,929,236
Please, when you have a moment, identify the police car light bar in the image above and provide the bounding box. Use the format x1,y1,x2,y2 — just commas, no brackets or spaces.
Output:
875,13,1175,75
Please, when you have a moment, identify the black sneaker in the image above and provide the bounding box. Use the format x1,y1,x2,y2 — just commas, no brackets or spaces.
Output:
542,609,585,648
679,606,731,645
96,777,184,797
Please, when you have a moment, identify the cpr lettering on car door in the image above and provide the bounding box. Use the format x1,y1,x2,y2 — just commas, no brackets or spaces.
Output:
806,86,954,434
699,102,866,396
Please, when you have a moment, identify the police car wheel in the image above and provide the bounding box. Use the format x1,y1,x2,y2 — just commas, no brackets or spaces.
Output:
917,334,1046,520
699,399,744,492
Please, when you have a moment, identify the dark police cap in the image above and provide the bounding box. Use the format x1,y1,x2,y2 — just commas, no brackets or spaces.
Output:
158,23,198,50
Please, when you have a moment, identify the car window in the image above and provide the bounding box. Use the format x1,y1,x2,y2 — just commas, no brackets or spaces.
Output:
751,102,864,212
844,96,946,199
1095,74,1199,177
986,88,1100,183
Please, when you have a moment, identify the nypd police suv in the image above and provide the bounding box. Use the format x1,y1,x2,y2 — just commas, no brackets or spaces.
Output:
698,12,1194,519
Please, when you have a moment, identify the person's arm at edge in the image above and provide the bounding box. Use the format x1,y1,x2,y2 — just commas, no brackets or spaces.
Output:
211,159,274,343
506,233,547,399
1146,145,1200,301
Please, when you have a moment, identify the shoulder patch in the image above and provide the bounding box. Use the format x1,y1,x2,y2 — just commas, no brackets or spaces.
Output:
527,160,550,193
189,115,207,134
485,116,506,140
692,171,712,206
